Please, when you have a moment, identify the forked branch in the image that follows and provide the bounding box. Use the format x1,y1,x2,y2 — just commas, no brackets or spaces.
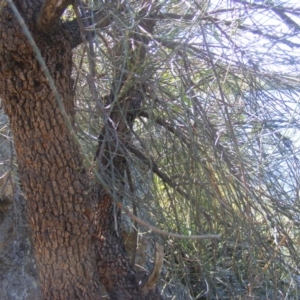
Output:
37,0,74,32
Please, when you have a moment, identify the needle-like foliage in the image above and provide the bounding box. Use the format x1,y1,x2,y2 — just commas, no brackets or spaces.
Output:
2,0,300,298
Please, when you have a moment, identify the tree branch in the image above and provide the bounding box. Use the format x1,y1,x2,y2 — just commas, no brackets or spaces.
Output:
118,202,221,240
156,12,300,48
37,0,74,32
141,242,164,293
231,0,300,16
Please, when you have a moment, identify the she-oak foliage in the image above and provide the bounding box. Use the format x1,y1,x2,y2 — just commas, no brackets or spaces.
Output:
1,0,300,299
0,0,160,299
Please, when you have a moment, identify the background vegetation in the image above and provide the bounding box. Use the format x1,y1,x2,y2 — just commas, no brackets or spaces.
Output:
1,0,300,298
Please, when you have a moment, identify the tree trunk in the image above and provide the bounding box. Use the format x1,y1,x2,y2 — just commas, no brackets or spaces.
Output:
0,1,162,299
0,1,102,298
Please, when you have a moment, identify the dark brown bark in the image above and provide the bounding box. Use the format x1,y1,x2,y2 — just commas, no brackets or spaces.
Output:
0,1,162,299
95,194,141,299
0,1,100,298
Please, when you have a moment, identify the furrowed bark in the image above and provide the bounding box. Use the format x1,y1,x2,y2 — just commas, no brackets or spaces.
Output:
0,1,100,298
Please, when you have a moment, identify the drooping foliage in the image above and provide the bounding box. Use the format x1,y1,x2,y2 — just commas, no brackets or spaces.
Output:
72,0,300,298
1,0,300,298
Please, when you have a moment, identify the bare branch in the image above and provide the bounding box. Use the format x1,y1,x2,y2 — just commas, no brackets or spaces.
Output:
156,12,300,48
117,202,221,240
141,242,164,293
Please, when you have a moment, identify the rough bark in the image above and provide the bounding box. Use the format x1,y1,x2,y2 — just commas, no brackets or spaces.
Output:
0,0,162,299
0,1,100,298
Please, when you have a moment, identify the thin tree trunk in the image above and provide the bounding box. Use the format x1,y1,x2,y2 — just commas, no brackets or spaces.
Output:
93,7,159,296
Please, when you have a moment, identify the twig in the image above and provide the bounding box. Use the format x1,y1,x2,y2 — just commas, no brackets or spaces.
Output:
117,202,221,240
141,242,164,292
